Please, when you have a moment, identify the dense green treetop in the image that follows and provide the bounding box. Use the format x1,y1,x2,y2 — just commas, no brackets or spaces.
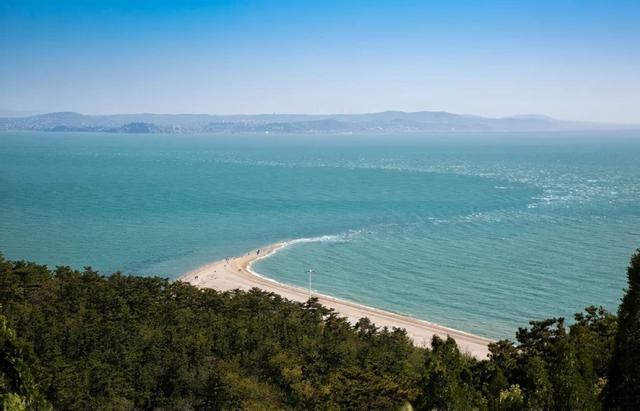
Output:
0,250,636,410
605,249,640,410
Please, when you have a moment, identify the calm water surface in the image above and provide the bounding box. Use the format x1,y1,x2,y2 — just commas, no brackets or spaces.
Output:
1,131,638,338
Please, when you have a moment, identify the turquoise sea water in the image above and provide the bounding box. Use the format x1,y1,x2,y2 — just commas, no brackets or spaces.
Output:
1,131,638,339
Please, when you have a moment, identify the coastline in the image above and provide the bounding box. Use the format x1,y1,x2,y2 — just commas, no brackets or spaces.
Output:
180,242,493,358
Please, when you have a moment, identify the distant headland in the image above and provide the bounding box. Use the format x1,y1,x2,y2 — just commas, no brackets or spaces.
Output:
1,110,637,134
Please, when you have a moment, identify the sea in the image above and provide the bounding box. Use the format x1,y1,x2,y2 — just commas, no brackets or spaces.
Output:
1,131,638,339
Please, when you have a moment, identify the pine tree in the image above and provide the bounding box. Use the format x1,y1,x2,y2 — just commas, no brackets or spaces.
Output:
416,336,483,410
0,314,51,410
605,249,640,410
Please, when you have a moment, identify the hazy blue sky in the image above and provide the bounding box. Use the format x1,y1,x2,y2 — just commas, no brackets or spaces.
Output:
1,1,639,122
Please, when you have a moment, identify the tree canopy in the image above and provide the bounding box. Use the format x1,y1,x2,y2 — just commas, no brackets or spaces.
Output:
0,250,636,410
605,249,640,410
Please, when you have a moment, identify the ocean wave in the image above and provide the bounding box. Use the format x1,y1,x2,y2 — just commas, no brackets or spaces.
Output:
248,229,368,269
285,229,366,246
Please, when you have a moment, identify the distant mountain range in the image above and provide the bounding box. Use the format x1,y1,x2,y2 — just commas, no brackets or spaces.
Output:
0,111,635,134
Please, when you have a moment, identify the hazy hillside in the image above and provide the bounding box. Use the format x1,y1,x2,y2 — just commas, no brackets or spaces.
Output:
0,111,631,134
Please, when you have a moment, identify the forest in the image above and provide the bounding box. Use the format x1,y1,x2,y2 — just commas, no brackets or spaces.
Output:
0,249,638,410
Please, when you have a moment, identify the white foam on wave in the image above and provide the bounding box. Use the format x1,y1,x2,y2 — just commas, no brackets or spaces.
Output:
247,229,366,274
285,230,360,246
244,235,345,290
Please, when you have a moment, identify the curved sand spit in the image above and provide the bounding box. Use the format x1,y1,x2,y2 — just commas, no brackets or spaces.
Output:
180,243,492,358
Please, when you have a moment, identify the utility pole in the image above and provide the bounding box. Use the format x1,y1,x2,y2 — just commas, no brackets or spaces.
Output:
307,269,315,300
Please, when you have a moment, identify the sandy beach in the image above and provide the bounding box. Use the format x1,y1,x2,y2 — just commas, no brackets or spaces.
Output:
180,243,493,358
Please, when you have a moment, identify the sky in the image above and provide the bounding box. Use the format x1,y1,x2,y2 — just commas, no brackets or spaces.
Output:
1,1,639,123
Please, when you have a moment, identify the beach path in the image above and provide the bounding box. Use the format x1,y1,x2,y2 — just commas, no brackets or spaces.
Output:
180,243,492,359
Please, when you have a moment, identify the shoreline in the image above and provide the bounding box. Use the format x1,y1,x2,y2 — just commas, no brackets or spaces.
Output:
180,242,493,358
